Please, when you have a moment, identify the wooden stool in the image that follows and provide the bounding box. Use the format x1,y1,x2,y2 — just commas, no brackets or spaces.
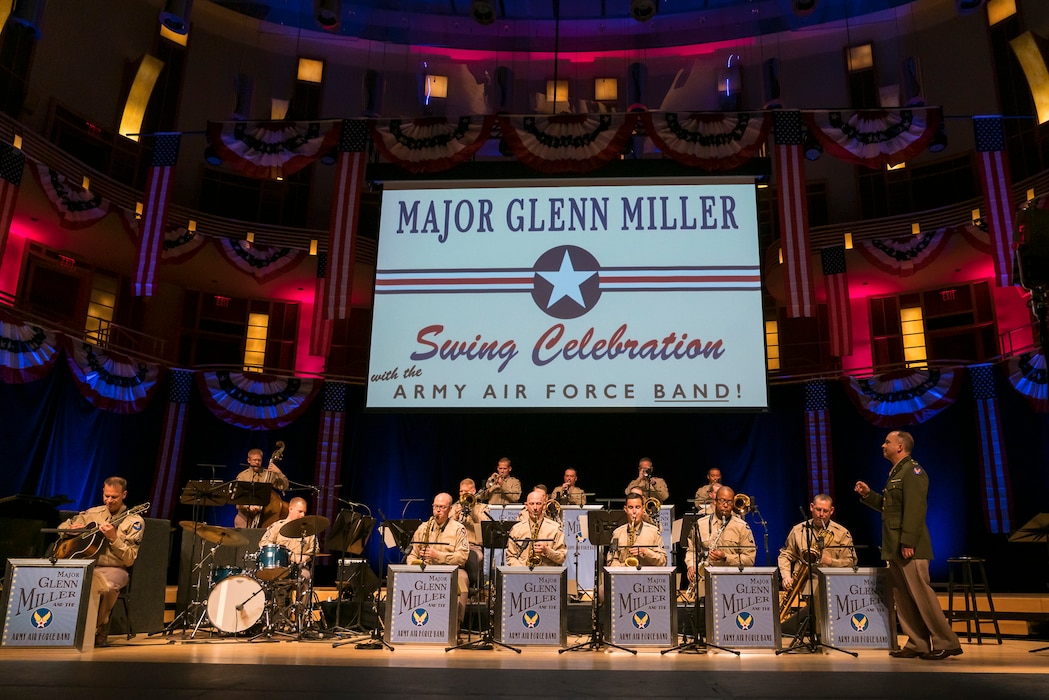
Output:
946,556,1002,644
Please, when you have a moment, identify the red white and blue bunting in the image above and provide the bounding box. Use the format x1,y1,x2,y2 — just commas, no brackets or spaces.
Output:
802,108,941,169
149,368,194,520
207,120,342,179
313,380,349,523
804,380,835,499
857,228,952,277
198,371,321,430
970,364,1013,533
1006,351,1047,413
120,210,209,264
842,367,963,427
371,116,494,174
33,164,110,228
641,111,771,170
215,238,307,284
63,337,164,414
0,313,59,384
497,113,639,174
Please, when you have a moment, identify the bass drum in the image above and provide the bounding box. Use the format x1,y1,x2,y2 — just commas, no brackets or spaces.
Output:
207,575,265,634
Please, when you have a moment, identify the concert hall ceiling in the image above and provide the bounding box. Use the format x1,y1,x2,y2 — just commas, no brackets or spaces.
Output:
209,0,919,52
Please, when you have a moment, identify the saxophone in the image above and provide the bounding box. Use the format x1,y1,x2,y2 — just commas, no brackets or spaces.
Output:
779,521,833,622
688,515,726,599
527,516,542,567
417,516,436,568
624,519,640,568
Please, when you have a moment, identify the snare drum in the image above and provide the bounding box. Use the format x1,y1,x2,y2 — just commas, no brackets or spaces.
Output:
254,543,291,581
210,565,242,586
207,575,265,634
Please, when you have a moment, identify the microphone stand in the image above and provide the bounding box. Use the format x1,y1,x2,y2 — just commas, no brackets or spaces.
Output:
334,509,394,652
445,519,520,653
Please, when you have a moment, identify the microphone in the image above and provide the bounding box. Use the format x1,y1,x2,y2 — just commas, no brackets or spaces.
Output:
235,604,244,611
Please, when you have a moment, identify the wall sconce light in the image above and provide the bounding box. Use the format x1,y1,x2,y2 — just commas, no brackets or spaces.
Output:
546,80,569,105
987,0,1017,26
886,161,907,171
135,202,143,220
13,134,23,150
803,132,823,161
778,248,784,264
204,146,222,166
425,74,448,99
320,150,337,165
630,0,658,22
911,222,921,235
81,175,91,190
309,239,318,256
1027,188,1036,201
271,98,290,121
971,208,982,225
297,57,324,84
159,23,189,46
844,232,854,249
847,44,874,72
594,78,618,102
316,0,341,29
187,219,197,232
246,232,255,244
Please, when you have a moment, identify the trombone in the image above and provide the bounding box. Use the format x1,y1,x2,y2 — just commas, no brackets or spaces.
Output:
644,497,662,534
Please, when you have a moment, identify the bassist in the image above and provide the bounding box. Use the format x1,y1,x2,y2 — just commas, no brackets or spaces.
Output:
57,476,144,646
233,447,289,528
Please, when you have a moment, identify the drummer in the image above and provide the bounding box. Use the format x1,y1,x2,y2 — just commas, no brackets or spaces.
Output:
259,497,317,580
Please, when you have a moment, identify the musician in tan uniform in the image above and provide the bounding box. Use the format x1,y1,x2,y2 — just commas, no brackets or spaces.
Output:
551,468,587,506
685,487,756,598
233,448,289,528
479,457,522,505
692,467,723,514
624,457,669,502
259,497,317,567
506,490,567,567
58,476,144,647
608,492,667,567
451,478,490,595
778,494,857,592
406,492,470,626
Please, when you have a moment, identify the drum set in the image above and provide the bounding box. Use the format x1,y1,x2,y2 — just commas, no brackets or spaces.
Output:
177,516,330,639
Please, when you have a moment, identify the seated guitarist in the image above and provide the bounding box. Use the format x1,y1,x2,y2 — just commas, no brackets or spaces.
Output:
57,476,144,647
233,448,289,528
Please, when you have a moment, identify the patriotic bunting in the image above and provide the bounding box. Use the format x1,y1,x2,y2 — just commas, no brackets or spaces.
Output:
804,380,834,499
842,368,962,427
0,312,59,383
149,369,194,520
857,228,952,277
773,111,815,318
207,119,342,179
640,111,771,170
324,119,368,321
33,164,110,228
198,370,321,430
496,113,639,173
313,381,348,523
371,115,495,173
970,364,1013,533
972,116,1016,287
0,143,25,266
801,108,941,169
63,337,164,414
1006,351,1047,413
959,222,994,255
310,252,333,357
215,238,307,284
820,246,852,357
134,133,180,296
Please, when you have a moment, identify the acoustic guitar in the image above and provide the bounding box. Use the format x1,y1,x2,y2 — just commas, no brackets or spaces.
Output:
51,502,150,559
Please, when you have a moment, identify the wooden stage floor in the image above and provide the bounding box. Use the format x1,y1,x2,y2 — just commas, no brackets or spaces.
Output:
1,632,1046,699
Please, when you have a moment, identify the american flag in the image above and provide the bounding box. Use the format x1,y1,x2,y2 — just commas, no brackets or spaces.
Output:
324,120,369,320
774,111,815,317
821,246,853,357
134,134,181,296
313,381,348,522
970,364,1013,533
0,144,25,265
310,251,333,357
149,369,194,519
973,116,1015,287
804,380,834,499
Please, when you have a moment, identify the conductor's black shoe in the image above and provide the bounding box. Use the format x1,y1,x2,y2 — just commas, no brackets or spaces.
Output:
920,648,963,660
888,647,922,658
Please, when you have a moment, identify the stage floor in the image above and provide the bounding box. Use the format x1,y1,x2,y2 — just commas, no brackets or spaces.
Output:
1,633,1046,699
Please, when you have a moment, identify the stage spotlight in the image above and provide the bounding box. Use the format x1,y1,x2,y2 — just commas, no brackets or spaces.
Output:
630,0,658,22
803,132,823,161
316,0,340,29
928,123,948,153
472,0,495,25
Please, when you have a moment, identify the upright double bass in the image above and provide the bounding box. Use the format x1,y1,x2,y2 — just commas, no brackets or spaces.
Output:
251,442,290,528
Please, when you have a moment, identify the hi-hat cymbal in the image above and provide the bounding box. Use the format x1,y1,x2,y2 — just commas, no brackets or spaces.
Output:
279,514,330,538
179,520,249,547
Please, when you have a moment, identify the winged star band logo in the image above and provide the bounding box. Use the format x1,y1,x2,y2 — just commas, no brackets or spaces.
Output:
32,608,54,628
522,610,540,628
850,614,869,632
631,611,651,630
735,611,754,630
411,608,429,626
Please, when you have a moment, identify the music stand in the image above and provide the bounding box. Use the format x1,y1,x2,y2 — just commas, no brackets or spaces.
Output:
326,510,376,634
446,520,520,653
561,509,634,654
1009,513,1049,653
227,481,273,508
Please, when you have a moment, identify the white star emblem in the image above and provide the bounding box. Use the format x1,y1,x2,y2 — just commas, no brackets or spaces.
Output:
537,250,597,309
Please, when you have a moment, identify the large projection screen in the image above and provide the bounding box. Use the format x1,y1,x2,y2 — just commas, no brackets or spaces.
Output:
367,179,768,410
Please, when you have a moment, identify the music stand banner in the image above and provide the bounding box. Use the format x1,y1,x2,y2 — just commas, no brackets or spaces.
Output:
1,559,95,650
658,505,674,555
706,566,781,649
495,566,566,645
607,566,677,647
562,506,598,592
385,564,458,644
818,567,896,649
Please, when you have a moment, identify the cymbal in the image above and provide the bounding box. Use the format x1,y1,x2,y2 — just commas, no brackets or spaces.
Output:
178,520,248,547
279,514,330,538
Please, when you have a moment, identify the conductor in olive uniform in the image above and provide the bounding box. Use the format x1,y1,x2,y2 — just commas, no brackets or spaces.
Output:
855,431,962,660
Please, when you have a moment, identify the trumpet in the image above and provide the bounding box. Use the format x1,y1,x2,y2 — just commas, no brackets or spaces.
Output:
475,472,501,501
644,496,663,534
